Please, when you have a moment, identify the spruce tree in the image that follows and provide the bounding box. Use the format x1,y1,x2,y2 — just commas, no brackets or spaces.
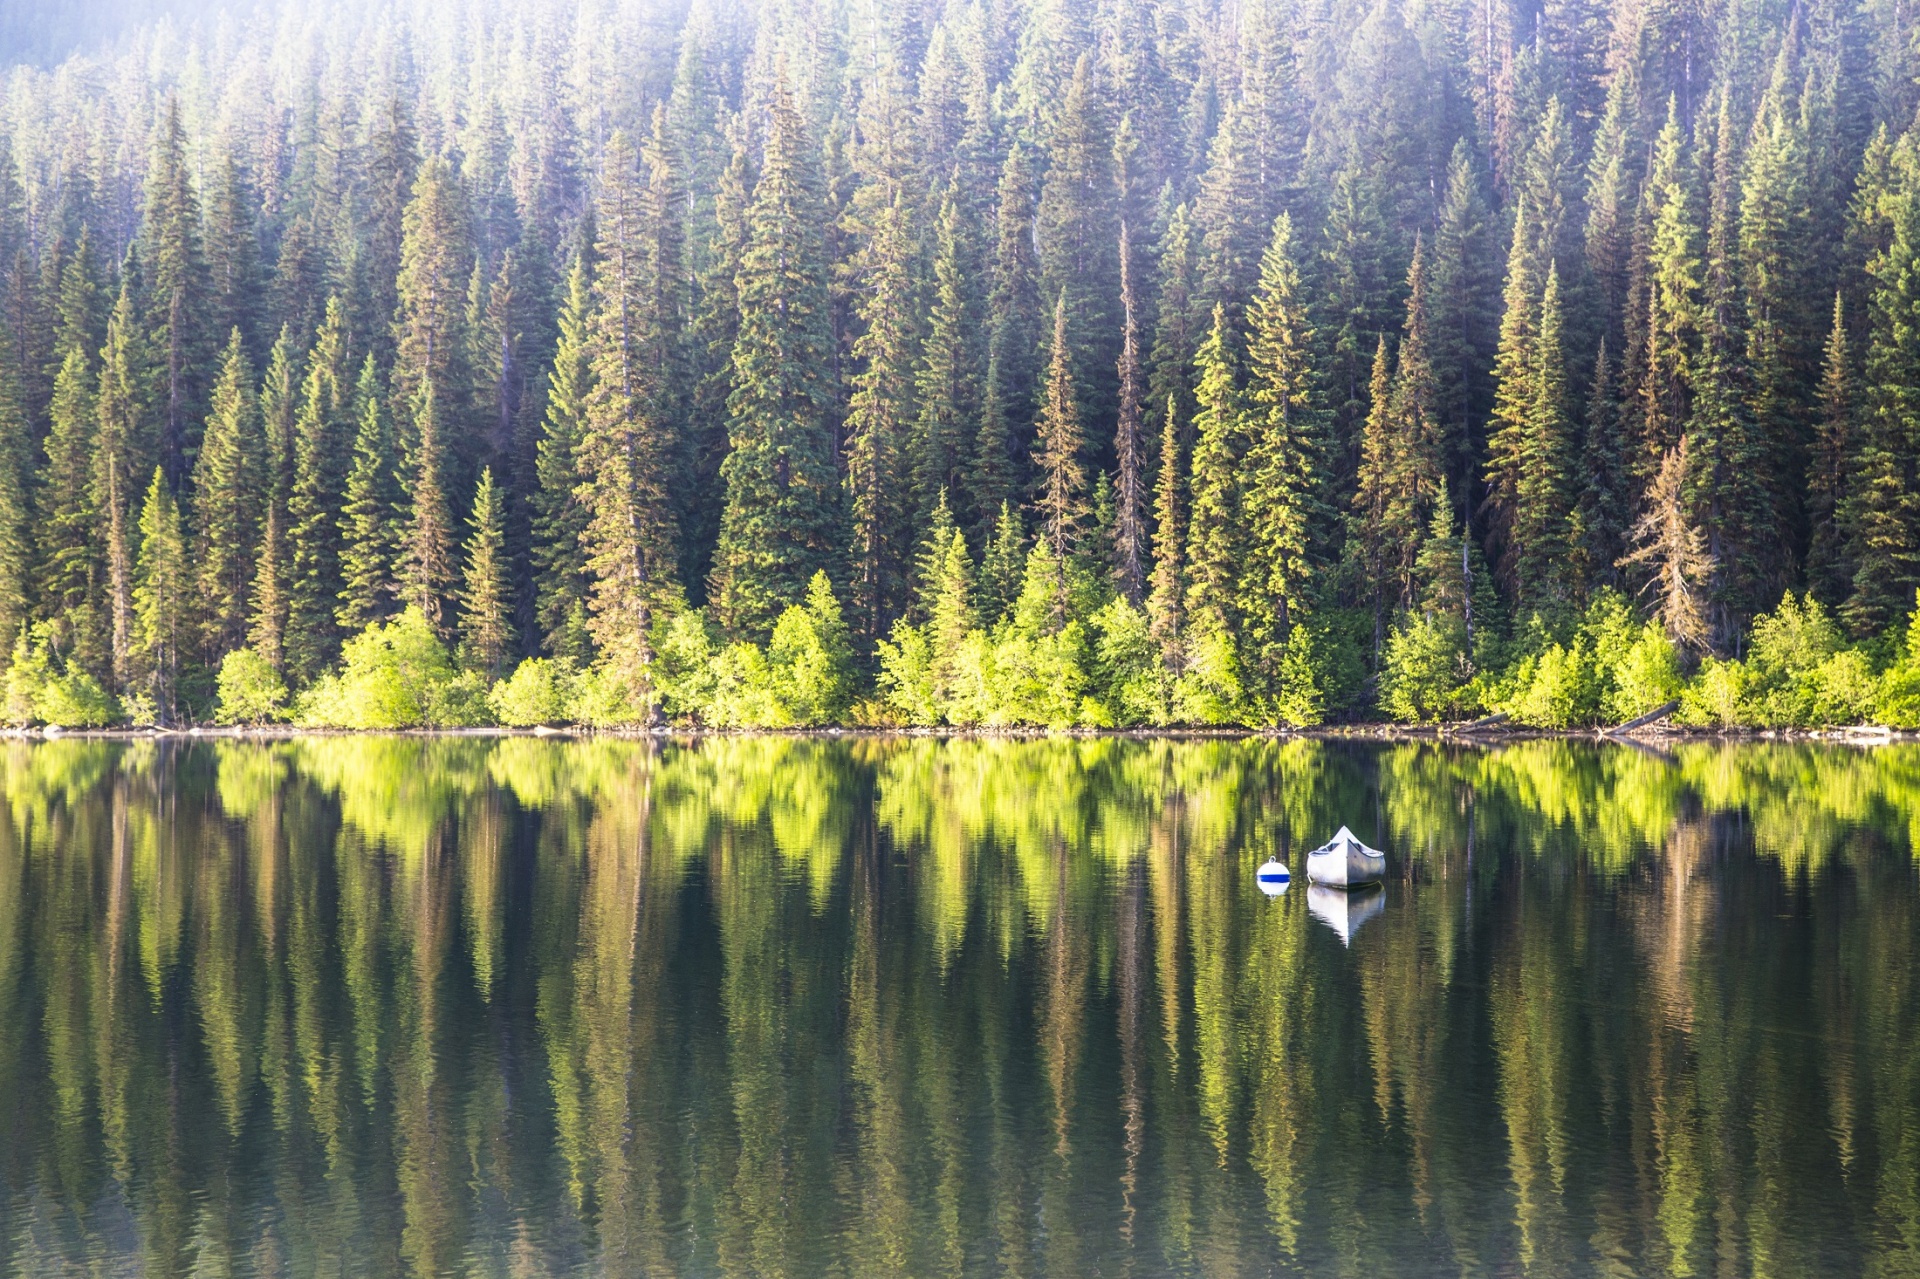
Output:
1185,303,1243,634
458,467,514,677
392,154,476,491
844,192,918,641
1637,102,1702,464
193,330,261,656
397,378,458,631
41,348,98,641
1146,396,1185,662
981,142,1044,513
1806,295,1854,606
1240,214,1321,668
710,71,844,641
1032,295,1089,623
336,358,396,633
978,502,1027,627
914,190,980,527
95,284,152,689
1148,203,1202,434
284,299,352,681
531,248,595,658
0,345,28,649
249,329,299,670
142,98,212,480
1036,54,1117,422
1113,221,1149,604
578,130,680,697
1575,340,1632,593
132,468,187,720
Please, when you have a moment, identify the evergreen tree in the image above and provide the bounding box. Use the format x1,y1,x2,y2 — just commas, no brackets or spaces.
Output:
0,344,28,649
336,358,396,633
142,98,213,480
1032,295,1089,623
1622,440,1714,651
1486,256,1574,608
980,142,1044,517
578,131,680,699
95,284,152,689
392,155,477,489
1036,54,1118,422
1637,102,1702,464
1148,203,1202,434
40,349,98,647
531,247,596,658
914,190,980,526
132,467,187,719
205,150,264,363
1575,340,1633,592
1430,142,1498,496
397,378,459,631
1185,304,1243,633
248,329,299,670
1146,396,1184,662
710,71,843,641
978,502,1028,628
1240,214,1321,670
458,467,514,677
284,299,352,681
844,192,918,640
1806,295,1854,606
1113,221,1149,604
193,330,260,656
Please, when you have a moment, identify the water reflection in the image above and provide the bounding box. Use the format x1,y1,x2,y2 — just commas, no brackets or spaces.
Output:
0,735,1914,1275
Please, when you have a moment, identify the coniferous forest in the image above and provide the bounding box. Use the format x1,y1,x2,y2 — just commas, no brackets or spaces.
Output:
1,0,1919,729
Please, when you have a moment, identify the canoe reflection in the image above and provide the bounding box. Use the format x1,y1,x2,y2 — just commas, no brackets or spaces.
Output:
1307,881,1384,945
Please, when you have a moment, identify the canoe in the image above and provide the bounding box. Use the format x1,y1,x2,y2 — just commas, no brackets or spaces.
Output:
1255,858,1291,896
1305,826,1386,887
1307,883,1384,945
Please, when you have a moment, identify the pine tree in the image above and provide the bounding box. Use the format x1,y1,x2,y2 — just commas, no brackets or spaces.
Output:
249,329,299,670
283,298,352,681
0,345,28,649
1146,396,1185,662
336,357,396,633
458,467,514,677
95,284,152,690
1036,53,1117,423
978,502,1027,627
193,330,261,656
143,98,213,480
1185,304,1244,633
1240,213,1321,667
392,154,476,490
205,150,264,363
531,246,596,658
132,468,187,720
1575,340,1632,592
710,70,843,641
914,190,980,527
1032,295,1088,623
1638,102,1702,464
1806,295,1853,606
398,378,458,631
1430,142,1498,494
1621,440,1714,651
980,142,1044,517
844,192,918,641
1113,221,1149,604
1148,203,1202,434
40,348,98,642
578,131,680,697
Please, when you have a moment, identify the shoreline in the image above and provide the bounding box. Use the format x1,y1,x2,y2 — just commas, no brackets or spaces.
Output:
1,723,1910,744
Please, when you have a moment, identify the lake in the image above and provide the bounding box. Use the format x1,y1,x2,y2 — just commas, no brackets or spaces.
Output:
0,734,1914,1276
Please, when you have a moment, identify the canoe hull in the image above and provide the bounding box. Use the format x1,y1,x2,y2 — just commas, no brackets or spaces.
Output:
1305,828,1386,886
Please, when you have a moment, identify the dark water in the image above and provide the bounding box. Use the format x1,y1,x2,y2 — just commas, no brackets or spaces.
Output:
1,736,1917,1277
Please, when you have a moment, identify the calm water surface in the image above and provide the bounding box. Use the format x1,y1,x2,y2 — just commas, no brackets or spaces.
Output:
0,735,1916,1277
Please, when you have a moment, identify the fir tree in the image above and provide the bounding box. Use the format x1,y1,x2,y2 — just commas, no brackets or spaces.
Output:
193,330,260,656
1185,303,1243,633
1147,396,1184,663
248,329,299,670
392,155,477,488
978,502,1027,627
336,358,396,633
458,467,514,677
1806,295,1854,606
283,299,352,681
914,190,980,527
1574,340,1632,593
40,348,98,639
132,468,187,720
0,346,28,649
710,70,843,641
398,378,458,631
1032,294,1089,623
1148,203,1202,433
530,247,595,659
95,284,152,689
142,98,213,480
1240,214,1321,670
844,192,918,640
1638,102,1702,464
1113,221,1149,604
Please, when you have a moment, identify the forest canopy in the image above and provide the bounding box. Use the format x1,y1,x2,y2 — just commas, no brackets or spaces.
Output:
0,0,1918,728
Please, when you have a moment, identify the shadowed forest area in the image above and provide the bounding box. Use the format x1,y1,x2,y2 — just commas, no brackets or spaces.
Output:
1,0,1920,728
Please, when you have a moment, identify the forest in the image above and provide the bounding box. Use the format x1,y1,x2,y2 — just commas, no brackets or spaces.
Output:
0,0,1917,728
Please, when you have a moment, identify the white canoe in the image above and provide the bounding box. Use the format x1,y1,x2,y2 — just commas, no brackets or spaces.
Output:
1305,826,1386,887
1307,883,1384,945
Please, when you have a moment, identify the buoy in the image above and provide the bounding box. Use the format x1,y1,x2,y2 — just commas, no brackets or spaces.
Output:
1255,858,1291,896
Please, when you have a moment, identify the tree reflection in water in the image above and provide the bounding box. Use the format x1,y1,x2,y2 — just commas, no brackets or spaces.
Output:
0,735,1911,1275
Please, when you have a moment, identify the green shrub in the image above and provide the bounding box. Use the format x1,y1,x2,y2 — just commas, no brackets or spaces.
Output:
1604,621,1684,723
214,648,290,724
1174,614,1243,725
488,657,579,726
2,625,120,728
1380,611,1474,723
1876,593,1920,728
1091,597,1168,727
1677,592,1875,728
876,620,939,726
294,607,491,729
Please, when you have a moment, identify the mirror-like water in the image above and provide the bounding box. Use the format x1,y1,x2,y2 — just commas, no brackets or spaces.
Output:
0,735,1914,1277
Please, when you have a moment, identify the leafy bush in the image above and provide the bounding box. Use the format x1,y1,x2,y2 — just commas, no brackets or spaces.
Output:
1380,611,1474,723
1174,614,1244,725
2,625,120,728
488,657,580,726
295,608,492,728
1677,592,1877,727
214,648,290,724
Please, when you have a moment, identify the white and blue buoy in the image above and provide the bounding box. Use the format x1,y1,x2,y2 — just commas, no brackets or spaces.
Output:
1255,857,1291,896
